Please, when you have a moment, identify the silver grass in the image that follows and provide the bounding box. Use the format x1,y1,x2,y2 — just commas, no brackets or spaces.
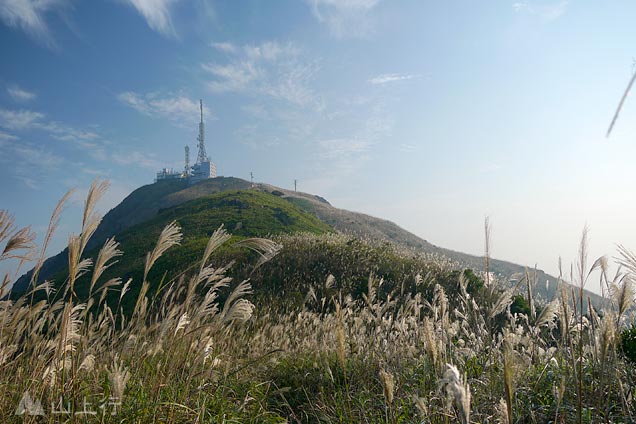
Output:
379,368,395,405
200,225,231,273
440,363,471,424
364,274,377,307
325,274,336,290
108,357,131,400
234,237,282,270
81,179,109,235
1,225,36,261
90,238,122,295
78,354,95,372
175,312,190,335
0,210,13,244
0,272,10,298
223,299,254,323
120,278,132,302
610,276,635,319
30,189,73,286
489,287,515,320
497,398,509,424
412,395,428,418
617,244,636,275
607,69,636,137
536,300,560,328
144,221,182,282
220,280,252,321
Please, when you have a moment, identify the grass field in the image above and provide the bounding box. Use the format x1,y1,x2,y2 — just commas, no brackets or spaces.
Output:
2,181,636,423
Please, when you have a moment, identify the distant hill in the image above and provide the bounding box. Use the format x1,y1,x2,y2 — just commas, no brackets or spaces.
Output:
13,177,602,307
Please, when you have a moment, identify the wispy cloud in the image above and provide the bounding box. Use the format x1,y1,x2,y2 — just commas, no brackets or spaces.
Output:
306,0,381,38
0,106,164,184
204,41,319,107
121,0,181,37
0,130,18,141
0,108,44,129
211,41,237,53
0,108,98,143
0,0,71,46
39,120,99,143
111,149,161,169
7,84,36,102
369,73,419,85
512,1,569,22
118,91,211,127
0,137,64,188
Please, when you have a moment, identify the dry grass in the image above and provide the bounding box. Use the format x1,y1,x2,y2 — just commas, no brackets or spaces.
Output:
0,182,635,422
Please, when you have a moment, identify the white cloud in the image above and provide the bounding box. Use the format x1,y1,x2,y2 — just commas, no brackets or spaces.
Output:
369,73,419,85
0,0,70,45
211,41,237,53
0,137,64,188
7,84,36,102
0,108,99,143
39,121,99,143
203,41,319,107
0,130,18,140
122,0,181,37
111,150,161,169
306,0,381,38
512,1,569,22
512,2,533,13
118,91,211,127
0,108,44,129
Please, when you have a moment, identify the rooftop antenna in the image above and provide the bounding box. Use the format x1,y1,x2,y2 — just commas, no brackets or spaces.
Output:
184,145,190,176
196,99,208,163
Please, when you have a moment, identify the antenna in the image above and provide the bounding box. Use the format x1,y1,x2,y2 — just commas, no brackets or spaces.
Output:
184,145,190,176
294,179,297,192
196,99,207,163
250,172,254,184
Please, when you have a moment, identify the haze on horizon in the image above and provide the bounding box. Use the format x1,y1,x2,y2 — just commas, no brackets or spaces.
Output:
1,0,636,295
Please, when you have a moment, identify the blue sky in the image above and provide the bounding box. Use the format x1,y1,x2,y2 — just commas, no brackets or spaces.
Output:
2,0,636,293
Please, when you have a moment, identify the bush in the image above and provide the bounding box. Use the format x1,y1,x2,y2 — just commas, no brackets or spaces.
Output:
620,325,636,363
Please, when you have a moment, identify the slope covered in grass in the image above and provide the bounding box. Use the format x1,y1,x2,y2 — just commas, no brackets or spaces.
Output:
3,192,636,422
47,190,332,308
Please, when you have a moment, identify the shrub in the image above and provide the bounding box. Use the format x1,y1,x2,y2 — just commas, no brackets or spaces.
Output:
620,325,636,363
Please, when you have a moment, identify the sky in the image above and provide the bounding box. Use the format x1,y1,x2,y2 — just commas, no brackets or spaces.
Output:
1,0,636,294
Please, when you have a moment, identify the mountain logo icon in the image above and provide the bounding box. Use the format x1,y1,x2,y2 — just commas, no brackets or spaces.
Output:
15,392,45,416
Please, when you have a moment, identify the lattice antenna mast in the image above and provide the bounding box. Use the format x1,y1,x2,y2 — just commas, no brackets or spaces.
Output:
196,99,208,163
184,145,190,175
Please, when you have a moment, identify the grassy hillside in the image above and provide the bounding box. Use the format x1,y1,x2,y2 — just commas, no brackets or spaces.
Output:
49,189,332,308
12,178,256,293
262,185,602,307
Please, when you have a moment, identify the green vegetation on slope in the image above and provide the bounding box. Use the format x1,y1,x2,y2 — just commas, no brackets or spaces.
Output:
52,189,332,309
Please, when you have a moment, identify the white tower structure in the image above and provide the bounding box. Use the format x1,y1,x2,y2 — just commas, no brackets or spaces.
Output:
155,99,217,184
196,99,207,163
191,99,216,183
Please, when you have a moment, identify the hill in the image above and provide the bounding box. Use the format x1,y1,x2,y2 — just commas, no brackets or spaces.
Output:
13,177,601,306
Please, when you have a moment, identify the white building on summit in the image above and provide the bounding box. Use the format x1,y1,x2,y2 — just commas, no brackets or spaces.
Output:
156,99,217,183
